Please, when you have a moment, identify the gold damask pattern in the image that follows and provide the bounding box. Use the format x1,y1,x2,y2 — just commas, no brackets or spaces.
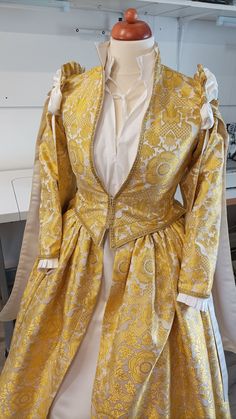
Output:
0,54,231,418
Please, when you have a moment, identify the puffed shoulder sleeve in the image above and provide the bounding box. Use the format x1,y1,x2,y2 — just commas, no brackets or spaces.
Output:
0,62,84,321
37,61,84,271
177,64,229,311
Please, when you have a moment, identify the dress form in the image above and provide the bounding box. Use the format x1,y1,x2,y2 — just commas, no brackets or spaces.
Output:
1,8,234,418
106,36,155,138
48,37,156,419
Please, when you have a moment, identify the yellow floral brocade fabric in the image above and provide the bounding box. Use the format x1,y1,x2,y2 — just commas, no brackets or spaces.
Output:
0,59,232,418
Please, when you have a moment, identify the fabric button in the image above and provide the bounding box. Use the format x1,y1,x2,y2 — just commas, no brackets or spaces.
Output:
116,210,123,218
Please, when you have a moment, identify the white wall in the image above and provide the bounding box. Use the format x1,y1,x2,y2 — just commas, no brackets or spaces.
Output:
179,19,236,122
0,5,235,171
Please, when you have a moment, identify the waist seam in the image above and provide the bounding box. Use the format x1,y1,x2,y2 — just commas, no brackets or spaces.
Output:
109,207,187,249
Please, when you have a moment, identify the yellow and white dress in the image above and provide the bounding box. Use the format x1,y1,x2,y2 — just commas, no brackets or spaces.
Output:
0,40,235,419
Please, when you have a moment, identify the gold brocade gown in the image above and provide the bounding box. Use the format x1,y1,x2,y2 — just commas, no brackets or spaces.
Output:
0,42,235,418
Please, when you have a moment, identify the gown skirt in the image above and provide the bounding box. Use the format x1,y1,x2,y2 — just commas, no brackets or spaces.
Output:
0,204,232,418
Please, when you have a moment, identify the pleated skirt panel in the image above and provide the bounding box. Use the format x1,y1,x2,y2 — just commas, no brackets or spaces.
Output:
48,229,115,419
0,207,231,418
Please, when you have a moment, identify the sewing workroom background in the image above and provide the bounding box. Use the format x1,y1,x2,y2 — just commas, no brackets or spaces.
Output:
0,1,236,418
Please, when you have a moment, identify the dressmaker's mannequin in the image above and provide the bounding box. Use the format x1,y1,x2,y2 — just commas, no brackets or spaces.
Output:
1,7,234,419
105,36,155,139
108,36,154,90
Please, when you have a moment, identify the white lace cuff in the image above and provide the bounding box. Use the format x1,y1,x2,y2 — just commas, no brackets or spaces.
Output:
177,292,210,312
37,258,59,271
48,68,62,114
200,67,218,130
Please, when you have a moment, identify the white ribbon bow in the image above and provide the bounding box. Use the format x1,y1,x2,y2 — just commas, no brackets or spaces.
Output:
200,67,218,130
48,68,62,114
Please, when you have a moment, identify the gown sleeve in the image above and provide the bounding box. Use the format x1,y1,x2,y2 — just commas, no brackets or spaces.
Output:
177,64,229,312
37,64,82,271
0,62,83,321
37,69,63,270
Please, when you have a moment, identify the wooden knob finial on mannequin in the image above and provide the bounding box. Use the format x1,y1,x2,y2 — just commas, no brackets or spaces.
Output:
124,8,138,24
111,8,152,40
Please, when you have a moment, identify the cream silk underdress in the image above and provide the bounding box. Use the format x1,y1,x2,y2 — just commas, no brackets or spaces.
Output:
47,42,229,419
